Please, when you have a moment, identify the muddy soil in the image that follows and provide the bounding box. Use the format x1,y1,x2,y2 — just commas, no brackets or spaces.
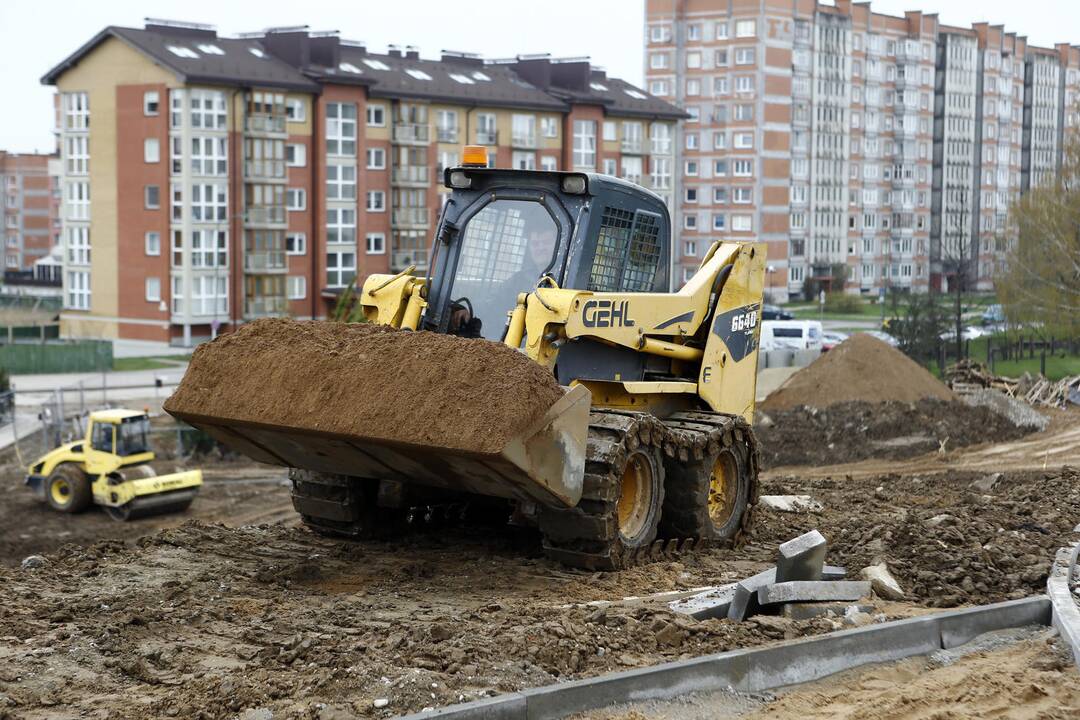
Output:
760,334,955,412
755,398,1035,469
1,461,1077,719
0,459,295,567
165,318,565,455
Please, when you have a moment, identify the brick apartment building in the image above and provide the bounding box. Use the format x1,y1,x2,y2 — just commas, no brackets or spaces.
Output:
645,0,1080,301
42,20,685,347
0,151,61,285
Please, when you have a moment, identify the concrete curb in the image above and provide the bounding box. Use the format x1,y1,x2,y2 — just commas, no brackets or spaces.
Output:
1047,541,1080,668
394,597,1050,720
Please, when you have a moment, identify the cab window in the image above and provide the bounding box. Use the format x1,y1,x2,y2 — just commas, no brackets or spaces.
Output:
117,416,151,456
588,207,662,292
91,422,114,452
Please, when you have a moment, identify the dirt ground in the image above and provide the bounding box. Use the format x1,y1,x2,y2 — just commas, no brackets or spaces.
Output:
0,408,1077,719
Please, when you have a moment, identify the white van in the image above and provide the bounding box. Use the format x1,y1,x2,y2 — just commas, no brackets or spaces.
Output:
760,320,824,351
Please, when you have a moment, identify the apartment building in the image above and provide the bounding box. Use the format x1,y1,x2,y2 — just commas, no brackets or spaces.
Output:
645,0,1080,300
0,152,61,282
42,21,684,347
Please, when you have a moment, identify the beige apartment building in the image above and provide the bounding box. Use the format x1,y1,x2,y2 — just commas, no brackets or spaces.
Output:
0,151,61,286
645,0,1080,301
42,21,684,347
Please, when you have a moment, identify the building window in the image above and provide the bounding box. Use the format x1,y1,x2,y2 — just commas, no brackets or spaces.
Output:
684,214,697,230
540,155,557,172
366,104,386,126
327,208,356,244
65,270,90,310
366,147,386,169
366,190,385,212
285,97,306,122
188,136,228,175
145,185,160,209
540,117,558,138
66,182,90,220
65,136,89,175
187,89,227,129
286,143,307,167
713,214,726,231
572,120,596,170
286,233,306,255
64,92,89,131
144,91,160,116
326,103,358,156
733,159,753,177
602,121,617,142
287,275,306,300
191,184,226,221
733,187,752,204
513,151,537,170
145,277,161,302
735,19,756,38
735,48,755,65
326,249,356,288
512,114,537,146
327,165,357,200
437,110,460,143
144,138,160,164
603,158,617,176
734,132,753,149
66,226,90,265
685,187,698,203
731,214,753,232
366,232,386,254
286,188,306,212
650,52,669,69
145,231,160,256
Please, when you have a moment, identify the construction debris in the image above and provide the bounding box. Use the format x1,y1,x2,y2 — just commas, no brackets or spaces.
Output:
960,388,1049,431
860,563,906,600
944,358,1020,396
759,495,823,513
1025,375,1080,409
756,580,871,606
776,530,828,583
780,603,873,620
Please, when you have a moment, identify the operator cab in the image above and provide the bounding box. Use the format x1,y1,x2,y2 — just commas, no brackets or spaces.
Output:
425,158,672,342
89,410,152,457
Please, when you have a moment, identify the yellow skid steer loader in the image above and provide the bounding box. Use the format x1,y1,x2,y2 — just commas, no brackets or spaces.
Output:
26,409,202,521
167,149,765,569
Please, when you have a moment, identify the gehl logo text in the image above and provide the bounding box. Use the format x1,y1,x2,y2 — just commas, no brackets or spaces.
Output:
582,299,636,328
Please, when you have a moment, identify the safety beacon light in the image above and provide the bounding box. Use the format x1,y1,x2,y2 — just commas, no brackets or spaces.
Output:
462,145,488,168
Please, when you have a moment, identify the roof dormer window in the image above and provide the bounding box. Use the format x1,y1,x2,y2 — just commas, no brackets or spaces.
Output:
471,71,492,81
197,44,225,55
362,58,390,71
167,45,200,59
248,47,266,58
405,69,433,81
449,73,474,84
624,89,647,100
339,62,362,74
590,82,609,91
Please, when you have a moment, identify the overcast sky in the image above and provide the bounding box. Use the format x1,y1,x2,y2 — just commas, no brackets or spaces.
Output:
2,0,1079,153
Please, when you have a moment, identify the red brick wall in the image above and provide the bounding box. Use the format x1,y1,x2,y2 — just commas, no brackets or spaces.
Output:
116,83,170,342
287,131,316,317
563,104,605,171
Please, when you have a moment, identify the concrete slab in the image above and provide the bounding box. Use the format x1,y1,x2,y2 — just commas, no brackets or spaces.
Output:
1046,543,1080,668
780,603,873,620
938,596,1053,650
775,530,827,583
669,583,738,620
757,580,871,606
727,568,775,621
823,565,847,580
759,495,823,513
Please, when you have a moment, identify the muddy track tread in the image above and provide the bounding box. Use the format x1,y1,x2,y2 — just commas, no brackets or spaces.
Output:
539,409,760,571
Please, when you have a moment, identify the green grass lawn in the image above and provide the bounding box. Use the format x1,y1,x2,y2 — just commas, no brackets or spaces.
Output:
112,355,190,372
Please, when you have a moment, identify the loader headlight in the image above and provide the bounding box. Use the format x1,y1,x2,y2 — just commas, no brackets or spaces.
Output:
448,170,473,188
561,175,587,195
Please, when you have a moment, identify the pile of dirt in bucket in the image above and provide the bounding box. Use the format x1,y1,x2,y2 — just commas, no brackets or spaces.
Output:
760,334,955,412
164,318,565,455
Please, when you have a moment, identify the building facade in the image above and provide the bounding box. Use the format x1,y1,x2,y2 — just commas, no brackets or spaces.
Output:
0,152,61,283
645,0,1080,301
43,21,684,346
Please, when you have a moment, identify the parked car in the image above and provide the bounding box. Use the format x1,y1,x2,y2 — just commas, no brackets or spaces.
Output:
939,325,990,341
821,330,849,352
760,320,824,351
861,330,899,347
981,304,1005,325
761,304,794,321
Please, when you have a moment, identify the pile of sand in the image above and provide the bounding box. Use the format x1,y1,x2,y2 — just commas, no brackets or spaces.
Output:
760,333,954,412
164,318,565,455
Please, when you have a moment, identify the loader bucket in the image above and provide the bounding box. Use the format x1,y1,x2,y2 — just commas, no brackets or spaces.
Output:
168,383,591,509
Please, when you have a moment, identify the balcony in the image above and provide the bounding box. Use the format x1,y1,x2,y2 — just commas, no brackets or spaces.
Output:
244,160,286,180
3,269,60,287
244,251,287,272
393,123,430,145
436,127,459,143
650,141,672,155
244,206,286,225
244,295,288,318
621,138,644,154
475,130,499,146
245,114,286,135
392,207,430,228
392,165,430,186
511,133,537,149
